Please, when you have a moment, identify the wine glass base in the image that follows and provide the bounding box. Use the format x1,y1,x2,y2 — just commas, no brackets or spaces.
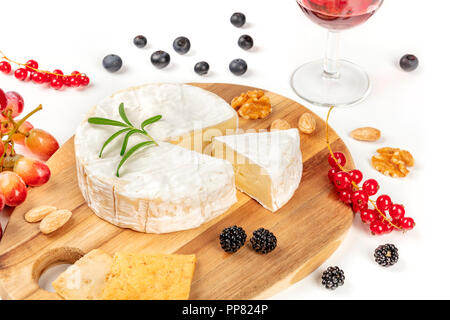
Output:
291,59,371,107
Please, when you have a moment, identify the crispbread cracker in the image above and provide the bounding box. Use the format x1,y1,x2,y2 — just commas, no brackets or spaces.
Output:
52,249,112,300
101,252,196,300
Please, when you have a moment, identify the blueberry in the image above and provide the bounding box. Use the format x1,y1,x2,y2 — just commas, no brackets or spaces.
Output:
173,36,191,55
229,59,247,76
151,51,170,69
400,54,419,72
102,54,122,73
133,35,147,48
230,12,246,28
238,35,253,50
194,61,209,75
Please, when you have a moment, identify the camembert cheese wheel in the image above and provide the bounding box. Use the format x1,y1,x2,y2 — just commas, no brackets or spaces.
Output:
75,84,238,233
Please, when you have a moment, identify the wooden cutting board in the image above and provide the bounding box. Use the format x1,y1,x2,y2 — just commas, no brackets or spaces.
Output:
0,83,354,300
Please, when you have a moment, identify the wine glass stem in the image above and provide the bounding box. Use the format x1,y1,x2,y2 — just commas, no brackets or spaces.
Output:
323,30,340,79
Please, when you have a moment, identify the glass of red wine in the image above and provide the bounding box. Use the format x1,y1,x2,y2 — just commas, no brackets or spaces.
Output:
292,0,384,107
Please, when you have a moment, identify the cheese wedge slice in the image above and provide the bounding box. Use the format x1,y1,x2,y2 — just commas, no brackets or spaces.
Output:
212,129,302,212
75,84,238,233
101,252,196,300
52,249,113,300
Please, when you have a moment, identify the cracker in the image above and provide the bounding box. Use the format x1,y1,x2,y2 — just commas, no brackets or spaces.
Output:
52,249,112,300
101,252,196,300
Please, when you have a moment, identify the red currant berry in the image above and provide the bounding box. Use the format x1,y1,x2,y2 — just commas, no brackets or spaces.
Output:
14,68,28,81
50,78,63,90
338,190,352,204
0,61,12,74
25,59,39,71
44,73,52,83
332,171,351,190
376,195,392,211
52,69,64,79
348,169,363,184
360,208,377,224
69,76,80,87
351,190,369,208
62,76,72,87
328,152,346,169
328,168,339,182
389,204,405,220
391,218,402,230
31,72,45,84
71,71,80,76
362,179,379,196
380,219,394,234
370,221,386,235
352,202,368,213
79,75,90,86
400,217,415,230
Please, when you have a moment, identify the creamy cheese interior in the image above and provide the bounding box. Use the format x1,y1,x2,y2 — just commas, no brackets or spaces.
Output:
212,129,302,212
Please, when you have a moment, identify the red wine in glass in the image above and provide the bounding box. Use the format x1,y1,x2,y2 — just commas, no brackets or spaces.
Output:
291,0,384,107
297,0,383,30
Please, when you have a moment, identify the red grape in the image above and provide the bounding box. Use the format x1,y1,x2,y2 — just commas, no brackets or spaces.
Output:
4,91,24,118
24,128,59,161
13,156,51,187
11,121,33,145
0,171,27,206
0,88,7,110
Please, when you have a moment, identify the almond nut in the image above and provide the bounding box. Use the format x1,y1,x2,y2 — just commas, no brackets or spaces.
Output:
25,205,57,223
298,113,316,134
270,119,290,131
40,209,72,234
350,127,381,142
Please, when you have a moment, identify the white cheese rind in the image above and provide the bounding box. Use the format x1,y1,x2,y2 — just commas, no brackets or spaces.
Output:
213,129,302,212
75,84,237,233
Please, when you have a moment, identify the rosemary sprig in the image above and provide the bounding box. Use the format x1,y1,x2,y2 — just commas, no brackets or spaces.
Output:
88,103,161,177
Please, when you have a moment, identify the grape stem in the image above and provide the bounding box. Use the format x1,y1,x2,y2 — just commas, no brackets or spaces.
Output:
0,104,43,169
0,50,86,78
325,106,402,231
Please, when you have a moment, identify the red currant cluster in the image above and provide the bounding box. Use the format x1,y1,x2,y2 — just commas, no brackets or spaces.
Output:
327,152,415,235
0,88,59,213
0,51,89,90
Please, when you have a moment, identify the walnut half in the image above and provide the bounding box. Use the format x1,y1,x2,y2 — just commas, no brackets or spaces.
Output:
371,147,414,178
231,90,272,120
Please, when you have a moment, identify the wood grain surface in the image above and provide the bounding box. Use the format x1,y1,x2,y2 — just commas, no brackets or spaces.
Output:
0,83,354,300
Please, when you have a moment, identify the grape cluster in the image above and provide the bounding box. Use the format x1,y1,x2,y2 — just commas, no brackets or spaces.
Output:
327,151,415,235
0,88,58,217
0,56,89,90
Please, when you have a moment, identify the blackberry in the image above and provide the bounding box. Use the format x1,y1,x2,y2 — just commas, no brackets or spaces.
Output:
219,226,246,253
321,266,345,290
374,243,399,267
250,228,277,254
133,35,147,48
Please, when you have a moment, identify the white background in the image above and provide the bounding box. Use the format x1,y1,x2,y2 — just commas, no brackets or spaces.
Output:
0,0,447,299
